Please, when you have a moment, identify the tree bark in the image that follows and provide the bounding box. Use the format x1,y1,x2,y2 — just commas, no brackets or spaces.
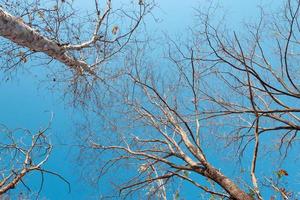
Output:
0,8,89,70
200,165,254,200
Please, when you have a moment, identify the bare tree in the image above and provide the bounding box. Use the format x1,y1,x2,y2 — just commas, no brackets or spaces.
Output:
0,0,149,71
0,118,69,198
82,50,254,199
78,1,300,200
1,0,299,199
0,0,152,105
0,0,152,198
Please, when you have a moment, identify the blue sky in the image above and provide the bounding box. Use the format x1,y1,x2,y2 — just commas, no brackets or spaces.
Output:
1,0,297,199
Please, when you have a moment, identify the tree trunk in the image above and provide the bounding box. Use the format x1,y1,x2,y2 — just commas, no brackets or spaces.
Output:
0,8,88,70
200,165,254,200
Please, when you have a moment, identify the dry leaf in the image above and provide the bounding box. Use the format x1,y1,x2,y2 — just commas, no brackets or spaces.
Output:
112,26,119,35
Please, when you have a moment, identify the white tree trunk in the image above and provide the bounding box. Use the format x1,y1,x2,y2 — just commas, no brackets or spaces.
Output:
0,8,89,71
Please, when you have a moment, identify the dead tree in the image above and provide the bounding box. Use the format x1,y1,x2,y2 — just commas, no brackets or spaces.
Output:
0,119,69,198
0,0,298,199
0,0,152,104
79,1,300,199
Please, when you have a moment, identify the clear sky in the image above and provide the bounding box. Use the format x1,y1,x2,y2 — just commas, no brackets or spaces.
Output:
0,0,297,199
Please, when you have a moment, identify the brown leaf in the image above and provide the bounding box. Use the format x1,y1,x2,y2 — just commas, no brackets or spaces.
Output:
112,26,119,35
277,169,288,178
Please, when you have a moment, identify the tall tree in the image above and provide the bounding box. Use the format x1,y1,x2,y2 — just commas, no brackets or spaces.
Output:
78,1,300,199
0,0,299,199
0,0,151,104
0,0,147,71
0,0,150,197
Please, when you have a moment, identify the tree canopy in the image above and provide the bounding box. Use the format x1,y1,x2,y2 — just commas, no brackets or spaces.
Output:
0,0,299,200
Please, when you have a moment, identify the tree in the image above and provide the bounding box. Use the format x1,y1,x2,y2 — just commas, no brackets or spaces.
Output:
0,117,69,198
0,0,151,197
0,0,147,70
0,0,299,200
0,0,151,104
78,1,300,200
